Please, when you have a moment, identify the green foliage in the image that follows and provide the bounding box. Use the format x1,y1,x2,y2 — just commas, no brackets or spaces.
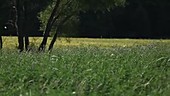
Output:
39,5,54,30
39,0,126,34
0,42,170,95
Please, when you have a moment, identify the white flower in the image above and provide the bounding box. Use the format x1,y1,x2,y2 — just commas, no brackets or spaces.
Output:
72,91,76,94
110,53,114,57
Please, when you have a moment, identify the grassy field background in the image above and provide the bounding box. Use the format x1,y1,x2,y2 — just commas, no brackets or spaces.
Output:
2,36,170,48
0,37,170,96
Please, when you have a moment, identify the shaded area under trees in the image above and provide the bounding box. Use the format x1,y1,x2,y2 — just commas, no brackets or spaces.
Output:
78,0,170,39
0,0,52,50
1,0,170,51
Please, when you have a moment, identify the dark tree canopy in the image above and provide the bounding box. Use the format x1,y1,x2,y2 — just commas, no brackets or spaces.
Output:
78,0,170,38
0,0,53,36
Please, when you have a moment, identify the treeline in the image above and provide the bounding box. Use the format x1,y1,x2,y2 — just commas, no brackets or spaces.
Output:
77,0,170,38
0,0,125,51
1,0,170,39
0,0,51,36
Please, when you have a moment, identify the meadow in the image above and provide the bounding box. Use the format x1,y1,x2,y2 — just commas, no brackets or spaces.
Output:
0,37,170,96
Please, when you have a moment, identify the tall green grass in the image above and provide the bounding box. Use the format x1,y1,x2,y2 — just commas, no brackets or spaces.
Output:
0,40,170,96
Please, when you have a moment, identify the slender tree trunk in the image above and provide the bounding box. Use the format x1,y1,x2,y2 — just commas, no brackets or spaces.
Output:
39,0,61,51
10,0,23,51
48,28,59,51
25,36,29,51
48,14,73,51
23,1,29,51
18,36,24,51
17,23,24,51
17,0,30,52
0,36,2,49
16,0,25,51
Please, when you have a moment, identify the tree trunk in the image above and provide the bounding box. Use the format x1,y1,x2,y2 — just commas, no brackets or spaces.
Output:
48,14,73,51
23,1,29,51
0,36,2,49
18,36,24,51
17,0,30,52
39,0,61,51
48,28,59,51
16,0,25,51
10,0,24,51
25,36,29,51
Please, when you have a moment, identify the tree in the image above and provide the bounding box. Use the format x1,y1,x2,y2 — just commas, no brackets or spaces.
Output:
0,0,53,50
16,0,53,51
39,0,126,51
2,0,52,51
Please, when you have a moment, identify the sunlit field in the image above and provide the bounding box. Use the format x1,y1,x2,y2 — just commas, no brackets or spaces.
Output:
0,37,170,96
2,36,170,49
